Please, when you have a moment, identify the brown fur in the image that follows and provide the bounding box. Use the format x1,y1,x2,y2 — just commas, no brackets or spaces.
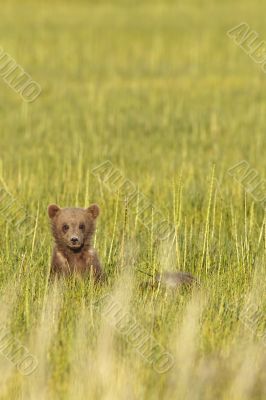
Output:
48,204,103,281
141,271,197,290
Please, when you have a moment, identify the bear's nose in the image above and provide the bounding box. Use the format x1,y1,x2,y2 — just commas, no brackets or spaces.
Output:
71,236,79,244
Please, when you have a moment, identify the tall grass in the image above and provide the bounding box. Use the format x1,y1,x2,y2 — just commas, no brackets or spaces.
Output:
0,0,265,399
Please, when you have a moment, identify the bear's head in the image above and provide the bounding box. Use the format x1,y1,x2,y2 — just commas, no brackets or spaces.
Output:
48,204,100,251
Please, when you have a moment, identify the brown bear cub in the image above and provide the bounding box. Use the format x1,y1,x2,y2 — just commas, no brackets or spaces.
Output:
48,203,103,281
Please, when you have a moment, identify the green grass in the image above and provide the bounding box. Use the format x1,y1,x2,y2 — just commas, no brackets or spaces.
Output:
0,0,266,399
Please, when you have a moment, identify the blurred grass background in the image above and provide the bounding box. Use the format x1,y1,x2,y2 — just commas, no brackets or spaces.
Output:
0,0,265,399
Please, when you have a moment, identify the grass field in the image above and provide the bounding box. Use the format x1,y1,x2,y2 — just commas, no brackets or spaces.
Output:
0,1,266,399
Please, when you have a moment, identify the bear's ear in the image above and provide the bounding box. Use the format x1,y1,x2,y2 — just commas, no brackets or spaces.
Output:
48,204,61,219
87,204,100,219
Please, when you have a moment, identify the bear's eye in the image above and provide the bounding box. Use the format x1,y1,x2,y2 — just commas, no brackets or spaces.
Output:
79,224,85,230
62,224,69,232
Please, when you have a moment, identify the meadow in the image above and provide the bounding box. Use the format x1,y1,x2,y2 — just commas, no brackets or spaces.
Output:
0,0,265,399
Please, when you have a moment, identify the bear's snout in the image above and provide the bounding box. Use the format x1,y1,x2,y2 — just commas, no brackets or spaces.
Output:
70,236,79,245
